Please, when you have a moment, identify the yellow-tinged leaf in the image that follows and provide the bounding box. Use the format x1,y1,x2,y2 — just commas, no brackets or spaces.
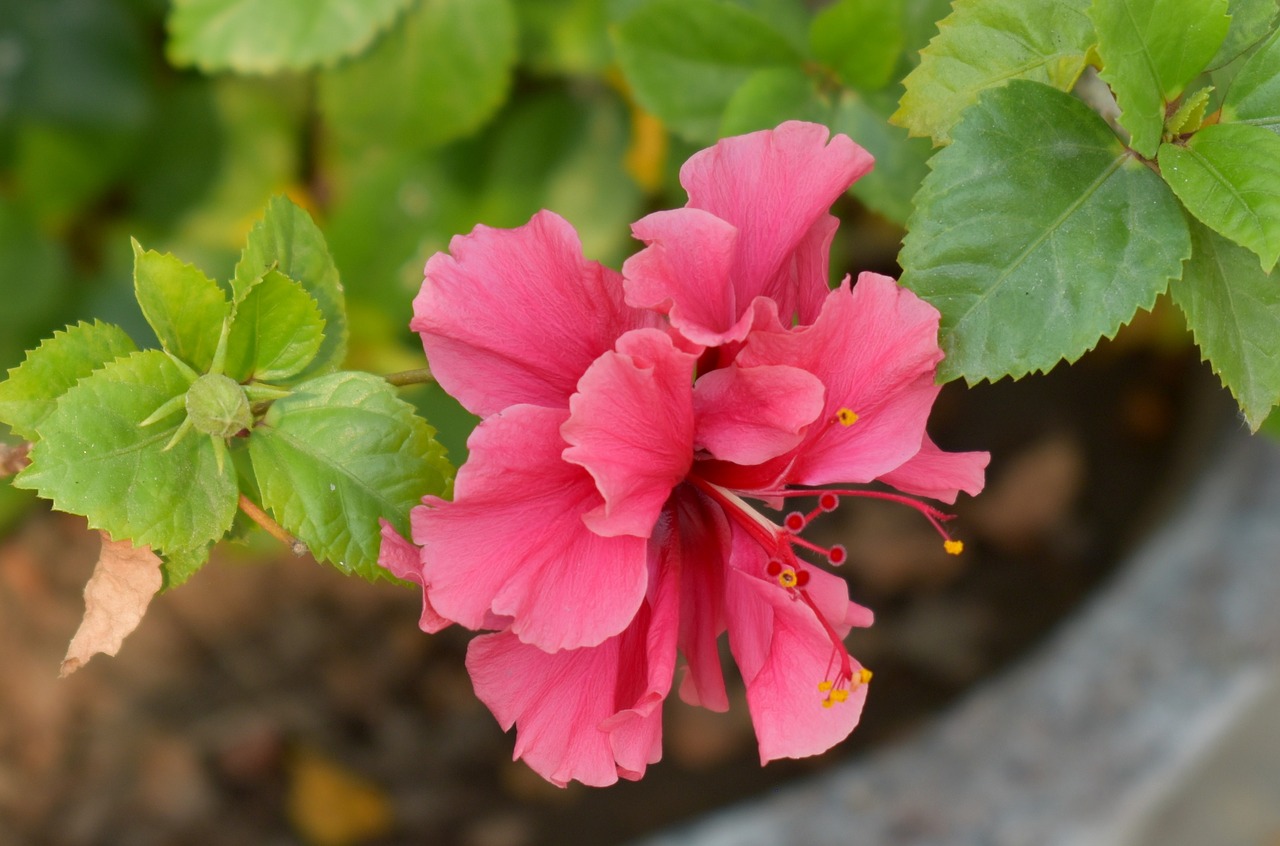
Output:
287,747,393,846
60,533,162,677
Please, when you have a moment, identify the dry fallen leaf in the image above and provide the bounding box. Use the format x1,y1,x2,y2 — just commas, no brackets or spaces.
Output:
60,532,162,678
0,441,31,476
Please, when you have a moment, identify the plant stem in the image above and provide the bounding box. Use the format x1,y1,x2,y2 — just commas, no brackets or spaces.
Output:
237,494,307,556
383,367,435,387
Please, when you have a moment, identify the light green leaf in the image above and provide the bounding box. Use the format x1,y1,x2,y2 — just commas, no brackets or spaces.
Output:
612,0,804,142
233,197,347,376
248,372,452,580
1210,0,1278,70
318,0,517,152
16,350,238,553
1165,87,1213,135
1222,27,1280,131
810,0,905,91
161,544,212,590
1262,405,1280,437
900,80,1191,383
226,269,325,383
133,242,230,373
1158,123,1280,271
893,0,1095,145
831,89,933,225
516,0,612,75
167,0,416,73
1172,221,1280,429
0,321,138,441
1091,0,1230,157
718,68,826,137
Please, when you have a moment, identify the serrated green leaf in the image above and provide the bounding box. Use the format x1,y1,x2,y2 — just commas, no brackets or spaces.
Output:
248,372,452,580
893,0,1095,146
810,0,905,91
900,80,1190,383
161,544,211,590
133,243,230,373
15,350,238,553
226,269,325,383
1158,124,1280,271
233,197,347,377
718,68,826,137
1222,27,1280,131
1091,0,1230,157
319,0,517,152
0,321,138,441
166,0,416,74
612,0,804,142
1166,87,1213,135
831,89,933,225
1172,221,1280,429
1210,0,1278,70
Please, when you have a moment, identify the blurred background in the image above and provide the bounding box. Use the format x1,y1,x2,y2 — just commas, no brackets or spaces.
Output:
0,0,1244,843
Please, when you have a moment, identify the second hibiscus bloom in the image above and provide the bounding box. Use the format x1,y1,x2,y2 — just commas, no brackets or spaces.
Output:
381,121,988,787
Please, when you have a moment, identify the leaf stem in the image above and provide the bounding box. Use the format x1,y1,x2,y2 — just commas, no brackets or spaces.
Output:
383,368,435,387
237,494,307,556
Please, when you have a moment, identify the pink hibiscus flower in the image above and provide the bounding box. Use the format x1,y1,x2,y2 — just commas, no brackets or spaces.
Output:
381,121,989,787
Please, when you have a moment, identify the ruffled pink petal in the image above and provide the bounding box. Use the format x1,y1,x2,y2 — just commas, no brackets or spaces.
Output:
724,566,869,764
623,208,746,346
413,404,647,651
561,329,697,538
466,544,681,787
737,273,945,488
693,364,825,466
377,519,450,633
684,122,871,319
880,435,990,504
412,210,655,418
665,487,732,712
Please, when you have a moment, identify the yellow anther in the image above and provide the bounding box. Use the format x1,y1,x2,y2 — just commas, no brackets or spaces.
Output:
836,408,859,427
818,681,833,692
831,688,849,703
777,568,797,588
821,698,834,709
858,668,873,685
944,539,964,556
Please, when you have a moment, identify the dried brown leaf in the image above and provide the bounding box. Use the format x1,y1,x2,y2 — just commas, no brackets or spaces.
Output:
60,533,162,677
0,441,31,476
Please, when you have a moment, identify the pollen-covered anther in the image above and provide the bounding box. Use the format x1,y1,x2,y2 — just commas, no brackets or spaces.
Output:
836,408,859,427
944,539,964,555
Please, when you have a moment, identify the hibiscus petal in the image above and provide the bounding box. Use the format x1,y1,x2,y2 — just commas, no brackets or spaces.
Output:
561,329,697,539
665,487,732,712
880,435,991,504
466,548,680,788
679,121,873,321
412,210,654,418
414,405,647,651
377,519,450,633
738,273,945,488
693,364,825,466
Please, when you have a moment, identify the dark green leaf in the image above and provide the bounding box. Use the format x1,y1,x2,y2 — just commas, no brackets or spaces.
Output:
1158,123,1280,271
1222,27,1280,131
167,0,416,73
0,321,138,441
1209,0,1277,70
248,372,452,580
16,350,238,553
1172,221,1280,429
893,0,1095,145
1091,0,1230,157
901,81,1190,383
234,196,347,376
133,241,230,373
810,0,905,91
318,0,517,152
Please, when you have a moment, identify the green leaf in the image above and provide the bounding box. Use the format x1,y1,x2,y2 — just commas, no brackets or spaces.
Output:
612,0,804,142
248,372,452,580
516,0,612,75
1210,0,1278,70
0,321,138,441
161,544,212,590
1172,221,1280,429
718,68,827,137
1091,0,1230,157
166,0,416,73
1165,87,1213,135
318,0,517,152
832,89,933,225
1158,124,1280,271
233,197,347,376
1262,404,1280,438
1222,27,1280,131
15,350,238,553
893,0,1095,145
132,242,230,374
810,0,905,91
900,80,1191,383
0,199,71,369
225,269,325,383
